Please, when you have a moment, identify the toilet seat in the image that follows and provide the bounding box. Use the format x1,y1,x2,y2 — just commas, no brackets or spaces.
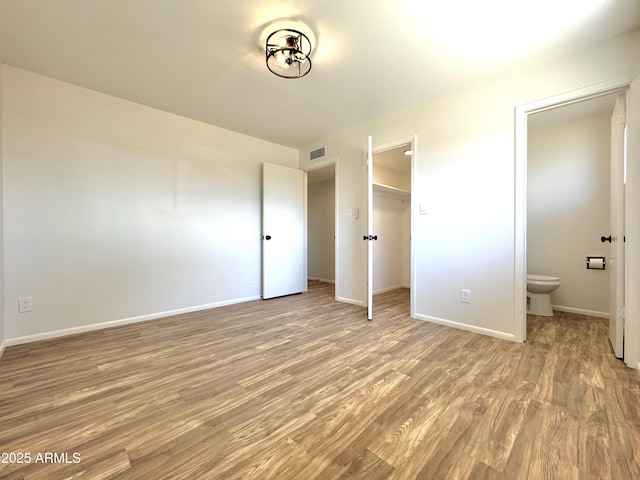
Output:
527,274,560,283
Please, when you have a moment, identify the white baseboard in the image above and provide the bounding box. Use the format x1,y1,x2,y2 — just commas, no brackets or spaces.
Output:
373,284,408,295
336,296,364,307
413,312,516,342
6,295,261,347
308,277,335,284
552,305,609,319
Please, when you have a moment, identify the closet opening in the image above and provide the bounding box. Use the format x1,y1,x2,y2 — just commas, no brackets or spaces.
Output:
372,144,411,313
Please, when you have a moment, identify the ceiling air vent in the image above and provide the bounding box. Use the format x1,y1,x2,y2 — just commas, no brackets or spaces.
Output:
309,147,326,161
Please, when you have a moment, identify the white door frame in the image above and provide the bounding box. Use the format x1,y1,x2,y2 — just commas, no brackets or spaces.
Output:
369,134,417,320
514,77,635,344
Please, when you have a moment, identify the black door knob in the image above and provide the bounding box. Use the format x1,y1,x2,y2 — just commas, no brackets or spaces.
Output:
601,235,612,243
264,235,272,240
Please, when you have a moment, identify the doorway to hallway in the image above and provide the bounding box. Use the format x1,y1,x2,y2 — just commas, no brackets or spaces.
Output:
307,162,337,295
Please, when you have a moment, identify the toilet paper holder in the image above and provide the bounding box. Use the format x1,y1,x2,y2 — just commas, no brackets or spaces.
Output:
586,256,606,270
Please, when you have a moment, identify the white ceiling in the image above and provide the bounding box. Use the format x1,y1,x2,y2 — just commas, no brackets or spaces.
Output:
1,1,639,149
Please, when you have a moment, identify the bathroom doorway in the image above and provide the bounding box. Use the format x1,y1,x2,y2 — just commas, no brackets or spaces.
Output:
515,85,637,356
527,94,618,318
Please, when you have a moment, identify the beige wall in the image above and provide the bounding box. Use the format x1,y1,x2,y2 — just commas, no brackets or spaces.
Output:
528,112,611,316
308,179,335,283
3,66,298,343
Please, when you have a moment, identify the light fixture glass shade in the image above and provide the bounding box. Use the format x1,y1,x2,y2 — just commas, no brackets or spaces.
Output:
266,29,312,78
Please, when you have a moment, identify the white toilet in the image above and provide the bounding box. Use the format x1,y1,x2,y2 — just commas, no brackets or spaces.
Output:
526,274,561,317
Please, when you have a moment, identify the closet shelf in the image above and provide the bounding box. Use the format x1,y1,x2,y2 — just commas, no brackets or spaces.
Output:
373,182,411,199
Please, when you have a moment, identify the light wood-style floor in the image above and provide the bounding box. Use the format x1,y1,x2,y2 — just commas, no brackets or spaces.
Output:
1,281,639,479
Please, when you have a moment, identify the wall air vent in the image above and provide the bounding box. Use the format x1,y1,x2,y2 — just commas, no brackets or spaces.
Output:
309,147,326,161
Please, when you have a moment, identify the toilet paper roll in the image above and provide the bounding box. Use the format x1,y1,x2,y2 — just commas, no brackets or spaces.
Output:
587,257,605,270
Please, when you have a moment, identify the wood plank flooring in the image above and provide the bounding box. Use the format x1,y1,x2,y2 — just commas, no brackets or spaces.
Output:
1,281,639,479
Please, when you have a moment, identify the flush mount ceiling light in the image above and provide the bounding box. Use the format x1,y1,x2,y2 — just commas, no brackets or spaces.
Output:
265,29,312,79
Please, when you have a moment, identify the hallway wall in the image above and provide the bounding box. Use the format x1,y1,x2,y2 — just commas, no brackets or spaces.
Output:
308,179,335,283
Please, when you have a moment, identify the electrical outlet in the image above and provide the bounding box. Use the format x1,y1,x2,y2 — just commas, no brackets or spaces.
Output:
460,289,471,304
247,274,253,284
19,296,33,313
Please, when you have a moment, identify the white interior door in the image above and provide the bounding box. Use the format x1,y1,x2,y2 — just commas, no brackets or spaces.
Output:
609,93,626,358
623,74,640,368
262,162,307,299
366,136,374,320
